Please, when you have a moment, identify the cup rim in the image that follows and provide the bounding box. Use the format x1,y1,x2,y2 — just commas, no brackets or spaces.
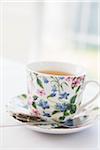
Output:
26,61,86,78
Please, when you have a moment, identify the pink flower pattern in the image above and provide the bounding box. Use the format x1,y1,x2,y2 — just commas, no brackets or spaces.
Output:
28,98,33,105
27,72,85,121
31,109,40,117
65,77,73,83
66,76,85,89
37,89,46,96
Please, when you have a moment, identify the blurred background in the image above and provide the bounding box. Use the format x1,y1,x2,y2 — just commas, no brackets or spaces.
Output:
0,1,100,145
0,1,100,79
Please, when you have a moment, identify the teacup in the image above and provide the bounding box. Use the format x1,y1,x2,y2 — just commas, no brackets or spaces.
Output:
26,62,99,122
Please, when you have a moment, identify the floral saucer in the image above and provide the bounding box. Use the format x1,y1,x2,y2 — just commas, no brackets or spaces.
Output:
7,94,99,134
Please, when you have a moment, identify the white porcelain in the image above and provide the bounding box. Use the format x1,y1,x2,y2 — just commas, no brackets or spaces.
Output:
7,94,98,134
26,123,93,134
26,61,100,121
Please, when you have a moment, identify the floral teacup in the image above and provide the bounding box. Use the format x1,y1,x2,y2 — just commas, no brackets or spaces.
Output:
27,62,99,122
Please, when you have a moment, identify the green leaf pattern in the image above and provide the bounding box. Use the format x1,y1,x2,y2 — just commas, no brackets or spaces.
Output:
37,78,44,89
27,72,85,121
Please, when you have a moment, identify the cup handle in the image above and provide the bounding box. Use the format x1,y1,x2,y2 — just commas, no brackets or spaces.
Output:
76,80,100,113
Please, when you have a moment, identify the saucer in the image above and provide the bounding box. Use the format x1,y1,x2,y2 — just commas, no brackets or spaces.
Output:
7,94,98,134
26,123,93,134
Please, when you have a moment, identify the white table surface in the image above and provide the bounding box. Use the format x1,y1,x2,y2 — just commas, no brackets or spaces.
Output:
0,59,100,150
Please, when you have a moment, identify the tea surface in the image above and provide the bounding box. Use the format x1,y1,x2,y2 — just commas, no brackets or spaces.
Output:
39,70,73,76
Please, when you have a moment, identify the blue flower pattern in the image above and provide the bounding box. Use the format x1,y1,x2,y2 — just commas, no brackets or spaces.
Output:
64,119,73,126
59,77,64,80
51,85,57,93
56,103,67,112
50,93,56,97
38,100,49,109
28,73,84,121
59,92,69,99
47,85,57,98
43,112,51,117
43,77,49,83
